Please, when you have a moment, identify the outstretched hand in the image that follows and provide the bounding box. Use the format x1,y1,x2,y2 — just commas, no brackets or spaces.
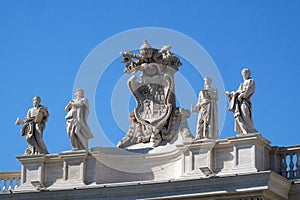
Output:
15,117,25,125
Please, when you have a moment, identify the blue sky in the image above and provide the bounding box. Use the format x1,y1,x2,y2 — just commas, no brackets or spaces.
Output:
1,0,300,171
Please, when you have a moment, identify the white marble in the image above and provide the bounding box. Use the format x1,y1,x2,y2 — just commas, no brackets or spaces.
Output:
65,89,93,150
192,76,219,140
225,68,258,134
15,96,49,155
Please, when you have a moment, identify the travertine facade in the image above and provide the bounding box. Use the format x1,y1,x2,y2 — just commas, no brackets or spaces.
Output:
0,133,298,199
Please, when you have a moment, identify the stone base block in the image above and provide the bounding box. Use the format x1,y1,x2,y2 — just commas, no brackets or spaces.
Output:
15,133,273,190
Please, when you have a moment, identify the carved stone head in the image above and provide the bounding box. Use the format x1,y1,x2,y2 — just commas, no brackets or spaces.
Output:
75,88,84,98
241,68,251,80
204,76,212,88
32,96,41,107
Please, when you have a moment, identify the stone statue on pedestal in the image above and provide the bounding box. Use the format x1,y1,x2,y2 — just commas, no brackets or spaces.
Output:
225,68,258,134
15,96,49,155
192,77,219,140
65,89,93,150
118,40,192,148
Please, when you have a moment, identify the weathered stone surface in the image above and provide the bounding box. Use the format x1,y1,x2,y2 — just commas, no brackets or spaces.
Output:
3,171,293,200
15,133,274,190
118,41,192,148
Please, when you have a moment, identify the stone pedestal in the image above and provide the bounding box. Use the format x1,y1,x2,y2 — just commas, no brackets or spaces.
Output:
180,133,271,177
16,133,273,190
16,150,89,190
182,139,216,175
16,155,46,190
60,151,88,186
214,133,271,175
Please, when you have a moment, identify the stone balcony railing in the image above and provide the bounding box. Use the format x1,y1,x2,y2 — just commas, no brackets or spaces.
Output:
271,145,300,180
0,170,21,193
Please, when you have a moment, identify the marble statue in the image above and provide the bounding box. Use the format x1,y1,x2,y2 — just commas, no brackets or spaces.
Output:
118,40,192,148
15,96,49,155
65,89,94,150
225,68,258,134
192,77,219,140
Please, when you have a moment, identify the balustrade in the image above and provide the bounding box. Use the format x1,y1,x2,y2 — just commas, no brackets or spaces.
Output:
0,171,21,193
274,145,300,179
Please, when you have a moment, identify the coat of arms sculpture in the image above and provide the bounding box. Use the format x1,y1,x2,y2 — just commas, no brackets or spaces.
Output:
118,40,193,148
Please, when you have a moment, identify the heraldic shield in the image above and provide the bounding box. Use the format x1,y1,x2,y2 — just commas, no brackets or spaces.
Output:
117,40,193,148
128,63,176,147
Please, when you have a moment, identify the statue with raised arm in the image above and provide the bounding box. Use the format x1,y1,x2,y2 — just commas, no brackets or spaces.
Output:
225,68,258,134
65,88,94,150
15,96,49,155
192,77,219,140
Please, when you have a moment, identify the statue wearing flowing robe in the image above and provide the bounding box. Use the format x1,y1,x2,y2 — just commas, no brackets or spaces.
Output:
65,89,93,150
16,96,49,155
192,77,219,140
226,69,258,134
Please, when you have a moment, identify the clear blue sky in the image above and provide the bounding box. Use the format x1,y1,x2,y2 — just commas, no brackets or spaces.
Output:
1,0,300,171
